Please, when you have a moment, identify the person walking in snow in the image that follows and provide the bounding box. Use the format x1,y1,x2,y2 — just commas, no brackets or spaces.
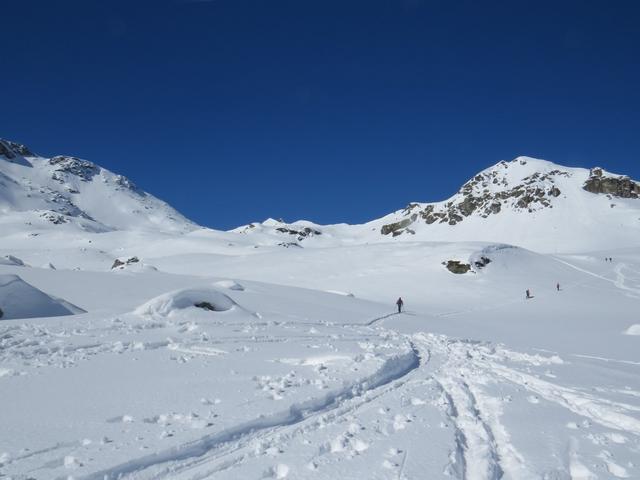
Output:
526,289,532,299
556,282,560,291
396,297,404,313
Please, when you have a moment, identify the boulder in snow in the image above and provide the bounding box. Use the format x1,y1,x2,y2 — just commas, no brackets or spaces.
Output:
444,260,472,274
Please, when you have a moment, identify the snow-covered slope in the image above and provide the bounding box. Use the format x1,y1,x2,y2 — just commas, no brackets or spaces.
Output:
371,157,640,252
1,138,639,480
238,157,640,253
0,138,195,234
3,136,639,254
0,273,84,320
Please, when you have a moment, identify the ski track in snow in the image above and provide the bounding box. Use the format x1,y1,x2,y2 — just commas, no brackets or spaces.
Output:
553,257,640,298
5,307,640,479
70,337,422,480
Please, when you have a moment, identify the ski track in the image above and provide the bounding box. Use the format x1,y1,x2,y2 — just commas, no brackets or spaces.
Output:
486,362,640,435
553,257,640,298
70,341,421,480
8,309,640,480
434,375,504,480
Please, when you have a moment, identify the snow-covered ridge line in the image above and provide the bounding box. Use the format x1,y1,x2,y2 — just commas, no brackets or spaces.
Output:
73,348,420,480
0,137,196,234
230,156,640,252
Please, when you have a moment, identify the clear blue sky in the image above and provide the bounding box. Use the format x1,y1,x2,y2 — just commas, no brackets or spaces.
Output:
2,0,639,229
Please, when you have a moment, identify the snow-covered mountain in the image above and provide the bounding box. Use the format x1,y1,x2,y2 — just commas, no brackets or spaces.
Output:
2,138,640,479
0,138,195,234
2,136,640,255
241,157,640,253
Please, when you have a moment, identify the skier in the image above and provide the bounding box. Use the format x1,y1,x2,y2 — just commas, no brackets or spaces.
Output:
396,297,404,313
556,282,560,291
526,289,532,299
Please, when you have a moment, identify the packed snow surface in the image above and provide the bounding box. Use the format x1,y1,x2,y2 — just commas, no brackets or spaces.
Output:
1,239,639,480
1,142,639,479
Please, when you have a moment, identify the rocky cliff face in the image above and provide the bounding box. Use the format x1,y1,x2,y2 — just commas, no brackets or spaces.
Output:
583,167,640,198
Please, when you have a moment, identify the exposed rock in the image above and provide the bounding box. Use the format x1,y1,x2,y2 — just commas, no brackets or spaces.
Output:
49,156,100,182
583,168,639,198
3,140,34,157
381,214,417,236
0,140,33,165
194,301,217,311
278,242,303,248
474,256,492,269
275,226,322,241
40,212,68,224
383,160,574,232
445,260,472,274
111,256,140,270
0,140,17,159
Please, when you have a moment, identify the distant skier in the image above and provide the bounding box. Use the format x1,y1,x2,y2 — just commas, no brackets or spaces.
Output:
396,297,404,313
526,289,532,299
556,282,560,291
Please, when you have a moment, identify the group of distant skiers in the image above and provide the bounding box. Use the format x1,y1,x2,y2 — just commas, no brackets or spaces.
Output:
395,256,618,309
396,281,563,310
525,282,561,299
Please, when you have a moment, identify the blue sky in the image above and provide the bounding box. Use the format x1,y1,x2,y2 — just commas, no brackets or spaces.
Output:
2,0,639,229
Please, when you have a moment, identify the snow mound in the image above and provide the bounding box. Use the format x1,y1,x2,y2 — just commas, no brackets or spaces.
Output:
0,274,85,320
134,286,237,317
325,289,355,297
0,255,26,266
213,280,245,291
623,324,640,336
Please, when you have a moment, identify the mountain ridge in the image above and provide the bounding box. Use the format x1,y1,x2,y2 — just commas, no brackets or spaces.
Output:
2,137,639,253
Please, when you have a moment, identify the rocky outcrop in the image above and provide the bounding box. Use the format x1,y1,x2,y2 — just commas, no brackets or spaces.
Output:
0,139,33,166
583,168,639,198
473,256,492,269
380,215,417,236
4,140,34,157
111,256,140,269
0,140,17,159
381,159,570,233
275,226,322,241
445,260,472,274
49,156,100,182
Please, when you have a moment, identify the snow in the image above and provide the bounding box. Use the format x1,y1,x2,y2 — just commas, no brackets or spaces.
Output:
1,141,639,479
0,273,84,319
134,286,239,316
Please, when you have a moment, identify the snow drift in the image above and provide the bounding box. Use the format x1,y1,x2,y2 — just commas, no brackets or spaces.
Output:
134,286,238,317
0,274,84,320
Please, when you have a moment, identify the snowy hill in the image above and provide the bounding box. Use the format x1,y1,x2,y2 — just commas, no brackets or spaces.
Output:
0,138,195,235
3,136,639,254
1,139,640,479
238,157,640,253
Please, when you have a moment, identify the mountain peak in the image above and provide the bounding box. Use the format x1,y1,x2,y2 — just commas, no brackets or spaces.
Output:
0,136,195,233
